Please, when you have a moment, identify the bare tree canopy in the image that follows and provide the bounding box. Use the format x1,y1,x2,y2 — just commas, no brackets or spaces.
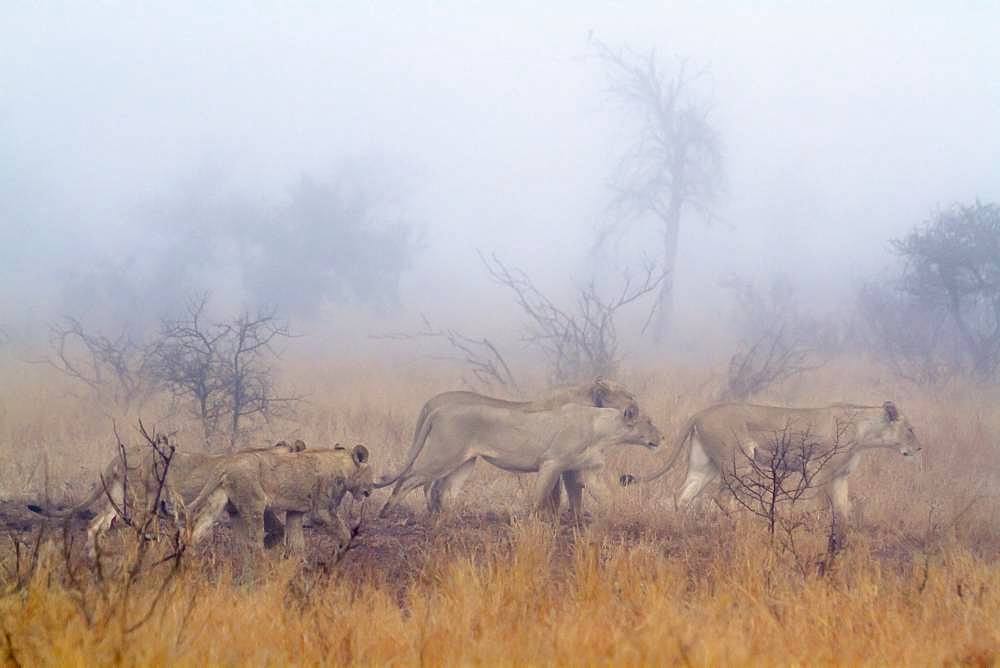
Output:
152,294,299,448
593,37,724,341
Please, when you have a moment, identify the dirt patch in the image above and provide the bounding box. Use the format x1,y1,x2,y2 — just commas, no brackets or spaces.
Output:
0,497,80,532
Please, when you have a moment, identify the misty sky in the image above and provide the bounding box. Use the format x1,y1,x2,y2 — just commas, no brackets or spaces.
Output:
3,2,999,336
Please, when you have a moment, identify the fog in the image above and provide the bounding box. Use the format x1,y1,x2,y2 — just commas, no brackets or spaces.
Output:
3,2,1000,356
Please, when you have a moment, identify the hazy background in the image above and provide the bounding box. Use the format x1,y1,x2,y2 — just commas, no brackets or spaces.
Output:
3,1,999,358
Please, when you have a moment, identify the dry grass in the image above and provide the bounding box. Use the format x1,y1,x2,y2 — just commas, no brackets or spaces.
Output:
1,354,999,665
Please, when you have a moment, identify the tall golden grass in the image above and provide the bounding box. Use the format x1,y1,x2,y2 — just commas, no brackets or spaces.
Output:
1,355,998,665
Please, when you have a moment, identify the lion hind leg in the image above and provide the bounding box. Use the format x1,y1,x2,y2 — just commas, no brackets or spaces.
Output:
428,458,476,513
85,479,124,560
676,436,717,510
379,475,429,518
263,509,285,548
189,488,230,545
85,504,118,560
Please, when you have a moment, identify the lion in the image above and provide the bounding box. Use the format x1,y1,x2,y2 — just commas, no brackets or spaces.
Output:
188,445,373,557
28,438,308,557
620,401,922,521
380,378,641,510
377,403,661,517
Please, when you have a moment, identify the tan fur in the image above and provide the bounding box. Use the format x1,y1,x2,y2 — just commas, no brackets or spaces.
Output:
188,445,373,557
30,439,307,557
622,401,922,520
377,378,641,510
378,403,661,517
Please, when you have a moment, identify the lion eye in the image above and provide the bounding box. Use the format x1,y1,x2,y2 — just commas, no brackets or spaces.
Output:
624,405,638,420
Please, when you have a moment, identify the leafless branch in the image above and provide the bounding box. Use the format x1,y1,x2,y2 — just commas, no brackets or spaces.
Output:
480,250,665,384
33,317,160,411
722,325,821,401
375,314,520,394
720,422,849,574
719,275,828,400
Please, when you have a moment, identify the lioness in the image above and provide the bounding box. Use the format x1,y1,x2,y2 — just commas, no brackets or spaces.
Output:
620,401,921,521
188,445,373,556
29,438,307,557
378,404,662,517
380,378,640,510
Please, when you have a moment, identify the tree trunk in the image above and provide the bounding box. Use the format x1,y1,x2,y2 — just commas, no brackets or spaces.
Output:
652,204,682,343
945,285,992,379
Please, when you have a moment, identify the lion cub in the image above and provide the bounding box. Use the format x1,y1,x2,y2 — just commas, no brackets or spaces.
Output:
188,444,373,557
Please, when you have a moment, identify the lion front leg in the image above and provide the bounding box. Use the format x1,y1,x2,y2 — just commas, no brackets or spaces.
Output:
333,513,353,559
283,511,306,556
562,470,583,518
532,464,564,517
313,506,353,560
818,475,853,549
825,476,852,522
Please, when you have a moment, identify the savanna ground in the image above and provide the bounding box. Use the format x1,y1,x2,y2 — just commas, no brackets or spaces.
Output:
0,355,999,665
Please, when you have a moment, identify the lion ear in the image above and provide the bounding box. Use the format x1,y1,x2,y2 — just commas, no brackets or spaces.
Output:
883,401,899,422
293,439,307,452
352,444,369,466
592,378,610,407
274,440,289,450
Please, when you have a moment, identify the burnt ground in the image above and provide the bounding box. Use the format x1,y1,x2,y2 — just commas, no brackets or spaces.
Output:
3,495,998,602
0,496,663,595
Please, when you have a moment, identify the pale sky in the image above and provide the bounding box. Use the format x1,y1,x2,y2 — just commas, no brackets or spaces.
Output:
3,2,999,336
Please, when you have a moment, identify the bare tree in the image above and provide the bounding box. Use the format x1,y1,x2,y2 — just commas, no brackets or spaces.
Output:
375,314,520,394
46,422,187,634
721,424,841,535
720,423,848,573
593,38,724,341
153,294,298,449
38,317,160,411
480,251,664,384
723,325,818,401
719,276,822,400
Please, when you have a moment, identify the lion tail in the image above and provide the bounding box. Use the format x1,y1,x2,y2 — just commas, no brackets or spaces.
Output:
27,471,113,520
188,471,226,517
373,405,434,489
619,416,697,486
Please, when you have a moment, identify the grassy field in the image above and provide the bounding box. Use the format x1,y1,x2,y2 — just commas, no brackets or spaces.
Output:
1,356,998,665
